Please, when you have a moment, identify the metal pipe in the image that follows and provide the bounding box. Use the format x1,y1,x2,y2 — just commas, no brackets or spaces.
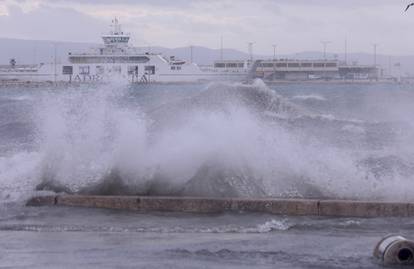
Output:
374,235,414,265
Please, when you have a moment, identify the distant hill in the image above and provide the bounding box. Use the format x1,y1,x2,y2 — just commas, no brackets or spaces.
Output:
0,38,96,65
0,38,413,76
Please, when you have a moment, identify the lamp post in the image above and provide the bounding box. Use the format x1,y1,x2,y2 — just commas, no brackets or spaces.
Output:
53,43,58,85
272,44,277,81
220,36,223,61
321,41,331,60
372,43,379,66
272,44,277,60
372,43,379,80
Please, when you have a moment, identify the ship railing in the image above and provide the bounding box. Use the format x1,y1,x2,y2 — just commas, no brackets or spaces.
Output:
0,64,38,72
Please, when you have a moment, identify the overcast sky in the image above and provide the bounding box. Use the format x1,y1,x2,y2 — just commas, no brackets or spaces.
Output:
0,0,413,55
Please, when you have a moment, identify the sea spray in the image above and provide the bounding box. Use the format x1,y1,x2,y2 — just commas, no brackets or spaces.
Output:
30,81,330,198
2,80,414,202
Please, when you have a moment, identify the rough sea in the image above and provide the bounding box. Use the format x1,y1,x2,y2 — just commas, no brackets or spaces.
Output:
1,80,414,268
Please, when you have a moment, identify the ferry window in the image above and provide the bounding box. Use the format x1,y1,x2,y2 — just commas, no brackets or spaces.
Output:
288,63,300,68
314,63,325,68
128,66,138,75
301,63,312,67
237,63,244,68
69,56,149,64
128,56,149,63
226,63,238,68
96,66,104,74
177,66,181,70
145,65,155,75
276,63,287,68
79,66,90,75
214,63,225,68
113,66,122,73
262,63,274,68
171,66,176,70
326,63,337,67
62,66,73,75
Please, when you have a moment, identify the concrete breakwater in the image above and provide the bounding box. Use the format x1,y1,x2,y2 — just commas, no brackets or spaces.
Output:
26,195,414,218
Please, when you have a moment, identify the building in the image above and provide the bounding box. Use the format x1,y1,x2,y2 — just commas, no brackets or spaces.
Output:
254,59,380,81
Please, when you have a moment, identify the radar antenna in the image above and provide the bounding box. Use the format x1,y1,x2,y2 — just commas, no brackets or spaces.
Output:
110,17,123,34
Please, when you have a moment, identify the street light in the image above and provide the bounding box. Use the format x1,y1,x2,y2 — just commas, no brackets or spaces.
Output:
272,44,277,60
372,43,379,66
272,44,277,81
321,41,331,60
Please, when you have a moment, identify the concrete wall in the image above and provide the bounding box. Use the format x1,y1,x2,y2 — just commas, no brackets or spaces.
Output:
27,195,414,218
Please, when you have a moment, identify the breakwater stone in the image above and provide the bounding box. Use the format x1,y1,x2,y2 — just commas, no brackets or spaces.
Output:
26,195,57,206
319,200,409,217
25,195,414,218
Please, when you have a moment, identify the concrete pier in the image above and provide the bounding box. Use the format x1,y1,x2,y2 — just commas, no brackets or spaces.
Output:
25,195,414,217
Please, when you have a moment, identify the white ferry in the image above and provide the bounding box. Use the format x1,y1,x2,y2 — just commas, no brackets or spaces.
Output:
0,19,252,84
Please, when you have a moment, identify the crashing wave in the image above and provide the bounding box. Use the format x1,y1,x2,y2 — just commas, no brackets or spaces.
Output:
29,80,413,201
146,80,307,130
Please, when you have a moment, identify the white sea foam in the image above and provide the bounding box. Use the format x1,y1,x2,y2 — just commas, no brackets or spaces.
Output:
292,94,326,101
341,124,366,134
255,219,291,232
0,151,41,203
5,95,33,102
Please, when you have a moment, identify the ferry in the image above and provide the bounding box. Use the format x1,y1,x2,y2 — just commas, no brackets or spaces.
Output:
0,19,252,84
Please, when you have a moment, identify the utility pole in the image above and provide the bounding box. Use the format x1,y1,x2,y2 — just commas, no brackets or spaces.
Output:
190,45,193,64
372,43,379,66
344,38,348,65
53,43,57,85
33,44,37,65
220,36,223,61
372,43,379,80
248,42,254,62
321,41,331,60
272,44,277,81
388,55,392,77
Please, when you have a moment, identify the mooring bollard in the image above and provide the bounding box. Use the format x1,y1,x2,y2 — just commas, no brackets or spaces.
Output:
374,235,414,265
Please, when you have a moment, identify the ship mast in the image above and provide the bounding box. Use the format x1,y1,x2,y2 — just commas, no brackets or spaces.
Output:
111,17,122,35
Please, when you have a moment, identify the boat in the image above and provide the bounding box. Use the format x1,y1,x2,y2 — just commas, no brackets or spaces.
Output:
0,19,252,84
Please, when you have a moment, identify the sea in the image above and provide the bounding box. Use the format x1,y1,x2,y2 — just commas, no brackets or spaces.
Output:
1,80,414,268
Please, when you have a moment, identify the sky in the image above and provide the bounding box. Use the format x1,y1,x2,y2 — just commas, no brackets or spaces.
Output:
0,0,413,55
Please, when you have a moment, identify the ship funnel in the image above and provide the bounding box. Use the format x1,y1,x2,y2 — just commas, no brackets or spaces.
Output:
374,235,414,265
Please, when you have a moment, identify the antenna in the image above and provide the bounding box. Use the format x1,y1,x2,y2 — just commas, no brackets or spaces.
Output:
111,17,122,34
321,40,331,60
